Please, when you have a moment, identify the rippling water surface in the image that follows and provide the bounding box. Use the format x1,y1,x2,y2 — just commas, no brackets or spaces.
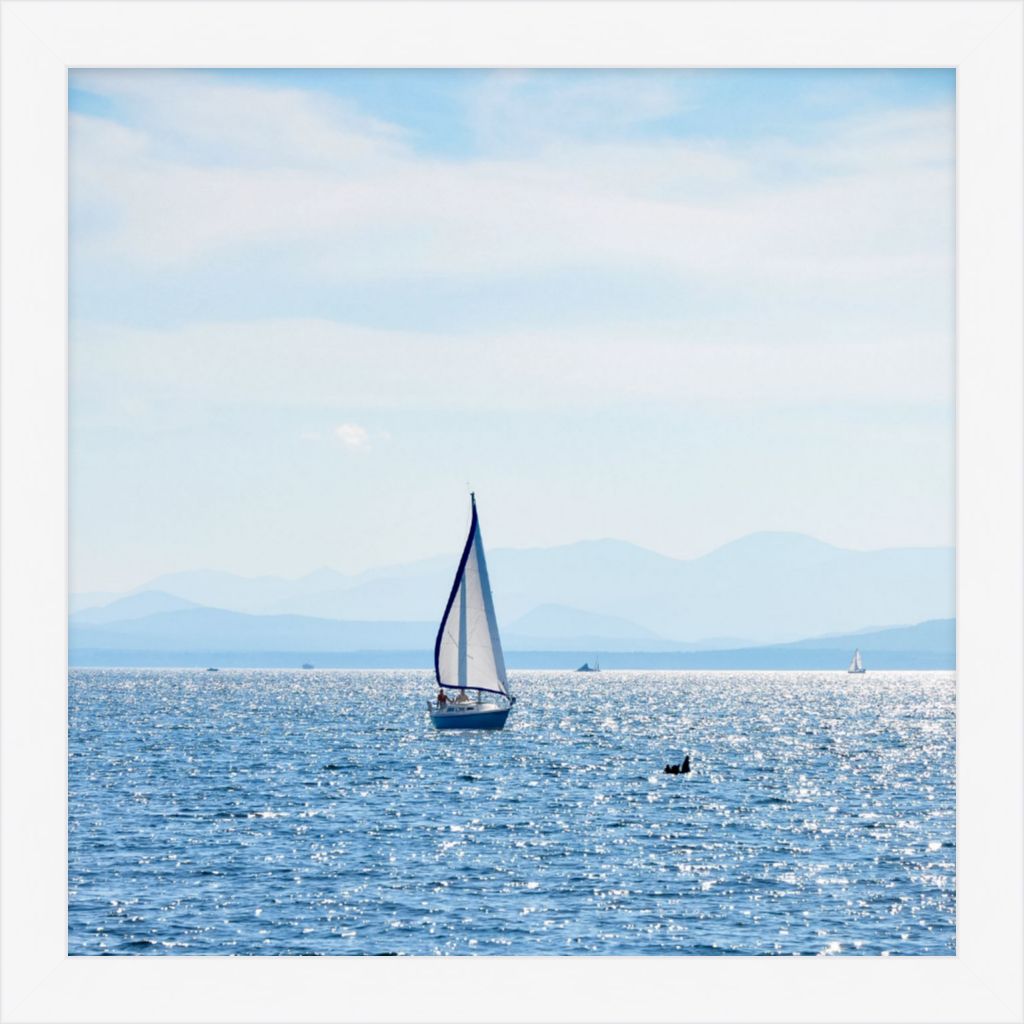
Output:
69,669,955,955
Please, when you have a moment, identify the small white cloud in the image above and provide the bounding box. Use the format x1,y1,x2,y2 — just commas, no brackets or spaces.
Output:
335,423,370,449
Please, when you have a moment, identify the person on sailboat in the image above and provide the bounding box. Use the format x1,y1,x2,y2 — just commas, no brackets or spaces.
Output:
437,689,447,706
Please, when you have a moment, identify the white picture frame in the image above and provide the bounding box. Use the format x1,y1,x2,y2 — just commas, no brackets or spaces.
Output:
1,2,1021,1022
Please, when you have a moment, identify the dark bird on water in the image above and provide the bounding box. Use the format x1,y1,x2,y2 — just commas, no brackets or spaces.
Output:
664,755,691,775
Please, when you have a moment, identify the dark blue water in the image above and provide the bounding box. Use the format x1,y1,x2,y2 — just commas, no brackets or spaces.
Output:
68,669,955,955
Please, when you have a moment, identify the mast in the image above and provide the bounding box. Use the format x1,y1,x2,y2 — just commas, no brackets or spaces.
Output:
457,575,468,686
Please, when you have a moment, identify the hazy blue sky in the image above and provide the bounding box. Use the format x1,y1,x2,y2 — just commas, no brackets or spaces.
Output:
69,69,955,593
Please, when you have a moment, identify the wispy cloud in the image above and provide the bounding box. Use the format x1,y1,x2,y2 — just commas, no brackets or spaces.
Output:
70,70,404,170
69,71,953,309
67,70,956,590
334,423,370,450
464,71,691,152
70,316,952,435
69,71,954,434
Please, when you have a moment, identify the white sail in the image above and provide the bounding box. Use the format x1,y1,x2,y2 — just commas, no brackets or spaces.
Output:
435,496,510,699
849,649,863,672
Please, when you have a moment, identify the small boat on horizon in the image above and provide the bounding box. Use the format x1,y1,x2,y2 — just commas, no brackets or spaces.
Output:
301,662,314,669
848,648,866,674
576,657,600,673
206,667,218,672
427,494,515,730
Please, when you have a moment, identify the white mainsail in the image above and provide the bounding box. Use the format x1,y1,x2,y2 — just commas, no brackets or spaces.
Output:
434,495,510,700
848,649,864,673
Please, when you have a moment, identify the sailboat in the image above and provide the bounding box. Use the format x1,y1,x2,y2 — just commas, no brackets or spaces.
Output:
428,494,515,730
848,648,866,674
576,656,600,673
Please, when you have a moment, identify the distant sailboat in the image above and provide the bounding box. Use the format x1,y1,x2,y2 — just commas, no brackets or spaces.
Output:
576,656,600,673
848,648,866,674
428,494,515,730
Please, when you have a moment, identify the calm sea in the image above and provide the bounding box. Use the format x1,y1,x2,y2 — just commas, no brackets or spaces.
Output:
68,669,955,955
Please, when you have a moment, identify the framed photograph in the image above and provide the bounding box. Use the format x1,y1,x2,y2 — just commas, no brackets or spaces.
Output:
1,2,1021,1022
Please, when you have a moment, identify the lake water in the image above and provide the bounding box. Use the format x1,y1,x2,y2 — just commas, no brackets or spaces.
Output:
68,669,955,955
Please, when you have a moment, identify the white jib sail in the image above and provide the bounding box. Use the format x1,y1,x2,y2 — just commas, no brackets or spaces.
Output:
849,649,863,671
435,497,510,699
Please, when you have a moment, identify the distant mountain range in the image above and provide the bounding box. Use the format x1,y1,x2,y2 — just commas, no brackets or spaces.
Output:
68,537,956,670
72,532,955,649
71,590,201,624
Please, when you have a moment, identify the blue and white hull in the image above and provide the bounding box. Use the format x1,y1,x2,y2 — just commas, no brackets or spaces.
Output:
428,700,511,730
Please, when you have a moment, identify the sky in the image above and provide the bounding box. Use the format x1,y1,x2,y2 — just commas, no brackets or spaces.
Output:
69,69,956,594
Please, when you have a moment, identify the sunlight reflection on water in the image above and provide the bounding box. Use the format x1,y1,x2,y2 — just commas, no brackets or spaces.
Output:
69,669,955,955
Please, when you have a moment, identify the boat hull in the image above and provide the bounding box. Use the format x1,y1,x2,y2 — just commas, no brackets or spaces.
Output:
429,703,511,730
